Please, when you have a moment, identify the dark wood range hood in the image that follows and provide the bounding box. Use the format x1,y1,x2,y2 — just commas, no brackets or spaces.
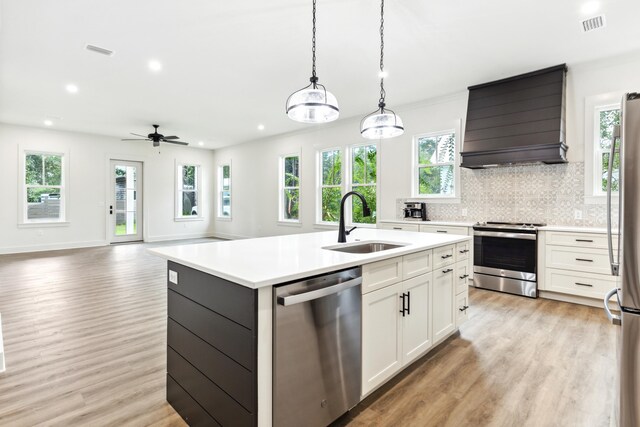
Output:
460,64,568,169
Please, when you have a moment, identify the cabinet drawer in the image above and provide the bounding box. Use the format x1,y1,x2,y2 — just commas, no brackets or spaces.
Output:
546,231,617,250
456,241,471,262
420,225,468,235
402,250,432,280
456,291,469,327
545,268,617,299
455,261,470,295
433,244,456,270
363,257,403,294
377,223,420,232
545,245,613,275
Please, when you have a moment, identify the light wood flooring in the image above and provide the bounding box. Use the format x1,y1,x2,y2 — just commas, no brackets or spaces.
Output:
0,242,616,427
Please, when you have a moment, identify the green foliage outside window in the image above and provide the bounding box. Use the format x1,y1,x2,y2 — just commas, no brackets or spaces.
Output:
417,133,455,196
351,145,377,224
25,154,62,202
283,156,300,220
599,109,621,192
321,150,342,222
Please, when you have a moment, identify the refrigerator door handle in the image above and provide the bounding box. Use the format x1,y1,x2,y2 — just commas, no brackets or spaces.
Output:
607,124,621,276
604,287,621,326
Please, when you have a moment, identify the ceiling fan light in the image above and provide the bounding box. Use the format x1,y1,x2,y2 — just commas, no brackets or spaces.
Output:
361,112,404,139
286,87,339,123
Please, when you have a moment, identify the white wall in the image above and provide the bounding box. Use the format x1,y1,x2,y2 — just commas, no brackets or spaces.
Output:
211,51,640,239
0,123,216,253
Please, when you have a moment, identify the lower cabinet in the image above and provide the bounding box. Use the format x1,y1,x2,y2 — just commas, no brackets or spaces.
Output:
432,265,455,343
362,272,433,396
456,291,470,326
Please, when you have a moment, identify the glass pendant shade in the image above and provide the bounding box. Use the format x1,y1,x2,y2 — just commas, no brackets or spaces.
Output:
360,111,404,139
286,87,339,123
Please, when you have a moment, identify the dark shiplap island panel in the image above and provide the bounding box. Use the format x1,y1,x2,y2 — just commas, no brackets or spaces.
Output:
166,262,258,427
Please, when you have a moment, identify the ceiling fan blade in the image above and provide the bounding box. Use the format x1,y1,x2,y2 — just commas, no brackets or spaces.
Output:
163,140,189,146
162,135,179,139
130,132,148,137
121,138,149,141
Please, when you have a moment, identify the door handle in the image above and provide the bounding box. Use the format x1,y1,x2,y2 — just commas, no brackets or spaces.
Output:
604,287,621,325
406,291,410,315
459,274,469,279
442,268,453,274
399,293,407,317
277,276,361,306
109,205,113,214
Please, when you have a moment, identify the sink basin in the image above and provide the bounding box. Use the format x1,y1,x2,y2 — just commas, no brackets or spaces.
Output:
324,241,408,254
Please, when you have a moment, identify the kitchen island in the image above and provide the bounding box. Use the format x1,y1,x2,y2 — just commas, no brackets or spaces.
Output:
149,228,471,427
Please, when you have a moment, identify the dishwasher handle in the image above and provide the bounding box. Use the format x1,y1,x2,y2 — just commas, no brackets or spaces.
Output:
277,276,362,306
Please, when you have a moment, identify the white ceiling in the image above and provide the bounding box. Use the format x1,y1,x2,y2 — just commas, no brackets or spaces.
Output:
1,0,640,149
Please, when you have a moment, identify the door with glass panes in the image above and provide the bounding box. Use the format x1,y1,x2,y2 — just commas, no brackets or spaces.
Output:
110,160,143,243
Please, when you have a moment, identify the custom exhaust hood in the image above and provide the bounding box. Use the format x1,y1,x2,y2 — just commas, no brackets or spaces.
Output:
460,64,568,169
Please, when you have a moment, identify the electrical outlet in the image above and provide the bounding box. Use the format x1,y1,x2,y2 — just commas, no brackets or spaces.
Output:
169,270,178,285
574,209,583,220
461,208,468,217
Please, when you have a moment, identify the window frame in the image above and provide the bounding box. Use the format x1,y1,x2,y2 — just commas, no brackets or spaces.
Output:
279,153,301,224
411,126,460,201
20,149,68,225
175,162,202,221
217,163,232,220
584,93,623,204
316,143,378,227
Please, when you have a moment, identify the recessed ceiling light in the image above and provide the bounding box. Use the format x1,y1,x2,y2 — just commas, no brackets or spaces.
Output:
581,1,600,15
148,60,162,72
257,124,265,131
44,120,53,126
198,141,204,146
378,70,388,79
65,84,78,94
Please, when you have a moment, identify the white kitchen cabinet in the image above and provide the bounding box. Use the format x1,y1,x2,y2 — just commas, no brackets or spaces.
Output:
455,261,470,295
377,223,420,232
362,282,403,395
432,265,455,343
402,250,432,280
419,225,468,235
456,291,470,327
433,244,456,270
456,241,471,262
401,273,433,365
362,257,403,294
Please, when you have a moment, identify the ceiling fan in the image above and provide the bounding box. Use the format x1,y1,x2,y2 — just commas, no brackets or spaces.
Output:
122,124,189,147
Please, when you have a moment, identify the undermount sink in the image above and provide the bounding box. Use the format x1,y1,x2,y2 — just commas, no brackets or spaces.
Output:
323,241,408,254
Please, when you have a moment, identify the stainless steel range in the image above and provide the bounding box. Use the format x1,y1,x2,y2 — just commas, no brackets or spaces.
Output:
473,221,545,298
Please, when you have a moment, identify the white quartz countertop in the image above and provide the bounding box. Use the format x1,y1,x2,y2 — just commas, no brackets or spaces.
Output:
149,229,470,289
378,219,476,227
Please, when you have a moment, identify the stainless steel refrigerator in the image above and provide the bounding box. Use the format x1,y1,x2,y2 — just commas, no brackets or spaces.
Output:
604,92,640,427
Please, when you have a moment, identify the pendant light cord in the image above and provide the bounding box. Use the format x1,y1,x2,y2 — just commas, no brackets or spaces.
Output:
311,0,318,86
379,0,386,108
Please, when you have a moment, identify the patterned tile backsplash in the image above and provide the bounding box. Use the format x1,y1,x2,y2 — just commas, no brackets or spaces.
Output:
397,162,616,227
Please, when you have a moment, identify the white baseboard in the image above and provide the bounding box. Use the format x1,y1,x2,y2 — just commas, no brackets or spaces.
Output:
145,232,218,243
210,231,249,240
0,240,107,255
539,290,615,309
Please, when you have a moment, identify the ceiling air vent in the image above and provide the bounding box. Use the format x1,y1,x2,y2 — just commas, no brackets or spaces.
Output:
85,44,114,56
582,15,606,32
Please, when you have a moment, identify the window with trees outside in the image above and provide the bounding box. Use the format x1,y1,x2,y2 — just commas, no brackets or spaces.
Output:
414,131,456,197
594,105,621,195
280,155,300,222
24,152,65,222
218,164,231,218
177,164,200,219
318,145,377,225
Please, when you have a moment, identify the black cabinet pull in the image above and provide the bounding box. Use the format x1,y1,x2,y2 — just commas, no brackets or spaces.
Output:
575,258,594,262
399,294,407,317
436,230,448,233
575,282,593,287
459,305,469,312
459,274,469,279
406,291,410,315
393,227,402,230
459,249,469,254
442,268,453,274
575,239,594,243
441,254,453,259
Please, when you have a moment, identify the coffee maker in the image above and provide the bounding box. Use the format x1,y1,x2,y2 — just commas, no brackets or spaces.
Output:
403,202,428,221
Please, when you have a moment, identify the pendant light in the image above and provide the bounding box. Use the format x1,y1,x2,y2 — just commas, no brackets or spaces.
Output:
360,0,404,139
286,0,339,124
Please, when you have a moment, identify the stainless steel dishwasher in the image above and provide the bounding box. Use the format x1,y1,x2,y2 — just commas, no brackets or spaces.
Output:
273,267,362,427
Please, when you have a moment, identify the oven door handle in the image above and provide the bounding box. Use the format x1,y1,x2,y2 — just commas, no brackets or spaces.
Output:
474,230,537,240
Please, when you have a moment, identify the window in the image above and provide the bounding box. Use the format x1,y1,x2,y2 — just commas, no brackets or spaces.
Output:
280,155,300,222
350,144,377,224
176,163,201,219
317,144,377,225
24,152,65,222
217,164,231,218
319,148,343,222
594,105,621,195
413,130,457,198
